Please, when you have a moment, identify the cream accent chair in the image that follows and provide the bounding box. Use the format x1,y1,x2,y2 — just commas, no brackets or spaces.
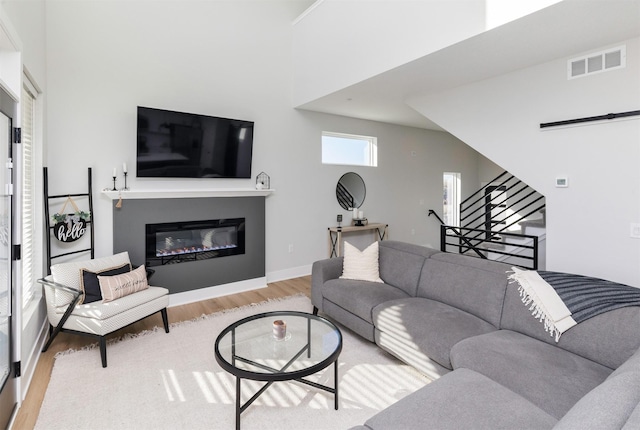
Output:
38,251,170,367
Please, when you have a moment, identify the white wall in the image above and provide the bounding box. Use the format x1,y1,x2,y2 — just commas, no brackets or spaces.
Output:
408,37,640,286
292,0,486,107
2,0,45,87
43,0,485,281
292,0,561,108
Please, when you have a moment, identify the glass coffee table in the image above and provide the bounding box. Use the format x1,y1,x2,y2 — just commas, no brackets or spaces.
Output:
215,310,342,430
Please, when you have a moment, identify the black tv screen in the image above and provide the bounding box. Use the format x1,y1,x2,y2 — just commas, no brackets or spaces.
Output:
136,106,254,178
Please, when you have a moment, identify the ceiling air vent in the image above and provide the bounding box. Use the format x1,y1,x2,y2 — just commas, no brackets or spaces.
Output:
568,45,626,79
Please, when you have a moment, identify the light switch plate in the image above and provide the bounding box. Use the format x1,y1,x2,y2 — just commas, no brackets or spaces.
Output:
631,223,640,239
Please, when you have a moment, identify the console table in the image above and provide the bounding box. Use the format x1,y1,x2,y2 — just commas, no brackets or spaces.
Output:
327,223,388,257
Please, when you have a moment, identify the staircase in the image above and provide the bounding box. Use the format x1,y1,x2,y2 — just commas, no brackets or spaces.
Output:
433,171,546,270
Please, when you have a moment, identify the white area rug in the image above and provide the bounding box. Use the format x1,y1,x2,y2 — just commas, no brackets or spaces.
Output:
36,295,430,430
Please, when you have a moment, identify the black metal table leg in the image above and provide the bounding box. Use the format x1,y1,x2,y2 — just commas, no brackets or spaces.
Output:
334,359,339,410
329,229,340,258
236,376,241,430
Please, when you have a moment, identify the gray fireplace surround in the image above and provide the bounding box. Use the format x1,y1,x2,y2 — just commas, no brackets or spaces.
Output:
113,196,265,294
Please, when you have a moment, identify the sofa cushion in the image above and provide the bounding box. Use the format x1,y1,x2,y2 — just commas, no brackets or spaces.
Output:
553,372,640,430
416,253,510,327
373,297,497,370
500,282,640,369
378,241,436,296
450,330,612,419
340,241,383,283
323,278,409,324
362,368,557,430
609,346,640,379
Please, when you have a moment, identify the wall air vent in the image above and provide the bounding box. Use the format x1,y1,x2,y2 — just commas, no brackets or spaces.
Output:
568,45,626,79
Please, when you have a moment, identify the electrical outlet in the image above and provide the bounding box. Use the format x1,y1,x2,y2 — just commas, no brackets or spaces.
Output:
631,223,640,239
288,244,294,253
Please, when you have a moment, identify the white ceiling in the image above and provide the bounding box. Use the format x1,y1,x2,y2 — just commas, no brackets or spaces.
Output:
296,0,640,131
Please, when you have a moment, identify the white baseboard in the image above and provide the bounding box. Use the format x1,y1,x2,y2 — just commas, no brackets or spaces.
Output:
266,264,312,283
167,266,312,307
168,277,268,307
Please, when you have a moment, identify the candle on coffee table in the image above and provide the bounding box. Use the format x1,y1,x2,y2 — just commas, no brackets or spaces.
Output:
273,320,286,340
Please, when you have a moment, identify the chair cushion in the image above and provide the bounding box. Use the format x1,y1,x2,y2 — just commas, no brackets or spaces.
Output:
50,252,131,307
59,287,169,336
80,263,131,304
56,286,168,320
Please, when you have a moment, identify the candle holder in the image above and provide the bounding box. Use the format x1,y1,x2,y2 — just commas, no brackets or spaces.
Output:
122,172,129,190
112,176,117,191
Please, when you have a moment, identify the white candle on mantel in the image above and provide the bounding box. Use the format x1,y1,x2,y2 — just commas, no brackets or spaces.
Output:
123,162,127,174
112,167,117,177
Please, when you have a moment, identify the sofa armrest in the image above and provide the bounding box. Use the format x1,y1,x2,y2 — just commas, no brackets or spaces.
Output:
311,257,343,312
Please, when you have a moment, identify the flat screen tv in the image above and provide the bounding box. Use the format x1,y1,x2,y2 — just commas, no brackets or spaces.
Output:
136,106,254,178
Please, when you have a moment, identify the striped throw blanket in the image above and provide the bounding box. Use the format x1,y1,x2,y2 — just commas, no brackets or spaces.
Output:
508,267,640,341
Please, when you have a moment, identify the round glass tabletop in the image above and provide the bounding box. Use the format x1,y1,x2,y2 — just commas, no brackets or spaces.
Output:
215,311,342,382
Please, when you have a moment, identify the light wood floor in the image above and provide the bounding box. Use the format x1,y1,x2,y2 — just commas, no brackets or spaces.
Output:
12,276,311,430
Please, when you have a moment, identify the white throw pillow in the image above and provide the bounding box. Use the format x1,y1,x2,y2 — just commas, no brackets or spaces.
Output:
340,241,383,283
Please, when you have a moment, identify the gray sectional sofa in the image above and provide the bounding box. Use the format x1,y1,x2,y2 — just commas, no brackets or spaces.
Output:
311,240,640,429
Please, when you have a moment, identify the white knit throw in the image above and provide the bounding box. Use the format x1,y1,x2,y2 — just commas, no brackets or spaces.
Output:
508,267,577,341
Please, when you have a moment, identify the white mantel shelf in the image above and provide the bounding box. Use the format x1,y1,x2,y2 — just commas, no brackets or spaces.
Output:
101,189,274,200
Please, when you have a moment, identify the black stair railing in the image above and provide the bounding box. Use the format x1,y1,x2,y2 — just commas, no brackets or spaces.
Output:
428,170,545,270
428,210,485,259
459,171,545,252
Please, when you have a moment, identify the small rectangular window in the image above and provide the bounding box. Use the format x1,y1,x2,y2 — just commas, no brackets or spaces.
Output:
322,132,377,167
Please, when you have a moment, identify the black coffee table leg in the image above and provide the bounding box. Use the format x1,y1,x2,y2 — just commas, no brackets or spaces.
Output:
334,359,339,410
236,376,241,430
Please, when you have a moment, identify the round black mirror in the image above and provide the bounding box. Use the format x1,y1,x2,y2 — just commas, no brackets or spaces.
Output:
336,172,366,210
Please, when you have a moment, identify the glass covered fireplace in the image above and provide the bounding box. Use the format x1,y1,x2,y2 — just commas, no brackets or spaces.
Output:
145,218,245,267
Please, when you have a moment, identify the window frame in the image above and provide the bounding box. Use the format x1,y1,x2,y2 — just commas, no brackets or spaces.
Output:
321,131,378,167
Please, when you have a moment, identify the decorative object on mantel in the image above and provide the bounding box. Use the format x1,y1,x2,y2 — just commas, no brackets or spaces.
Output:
122,162,129,191
111,167,117,191
52,196,91,243
115,191,123,209
256,171,270,190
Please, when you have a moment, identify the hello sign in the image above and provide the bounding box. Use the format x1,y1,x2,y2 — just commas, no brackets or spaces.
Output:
52,197,90,243
53,216,87,243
